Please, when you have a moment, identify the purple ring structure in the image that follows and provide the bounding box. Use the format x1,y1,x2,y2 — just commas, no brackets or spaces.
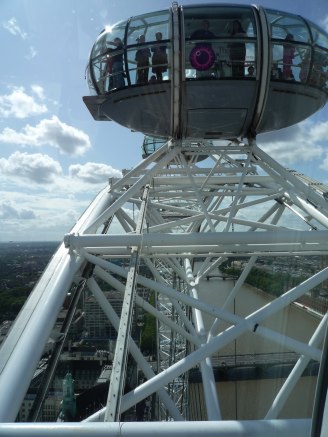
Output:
189,44,215,71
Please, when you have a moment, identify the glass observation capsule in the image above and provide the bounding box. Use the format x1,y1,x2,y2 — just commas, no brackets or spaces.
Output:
83,3,328,140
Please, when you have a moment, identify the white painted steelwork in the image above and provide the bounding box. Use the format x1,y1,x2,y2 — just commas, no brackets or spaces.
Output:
0,419,312,436
104,185,150,421
0,137,328,436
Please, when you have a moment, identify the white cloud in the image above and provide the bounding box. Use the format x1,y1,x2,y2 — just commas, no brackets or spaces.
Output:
308,120,328,142
20,209,37,219
69,162,122,183
319,155,328,171
0,86,47,119
0,201,36,220
31,85,45,100
2,17,27,40
0,190,90,241
0,151,62,184
0,115,91,155
258,120,326,164
26,46,37,60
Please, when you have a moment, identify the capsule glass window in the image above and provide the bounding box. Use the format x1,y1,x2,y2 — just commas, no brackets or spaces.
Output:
126,11,170,85
310,47,328,91
90,21,127,94
308,21,328,49
183,6,256,80
265,9,311,43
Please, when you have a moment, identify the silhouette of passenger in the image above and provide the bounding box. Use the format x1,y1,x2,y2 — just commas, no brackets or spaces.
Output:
299,52,311,83
230,20,246,77
149,74,157,83
135,35,151,84
107,37,125,90
310,54,328,88
247,65,255,77
191,19,215,40
151,32,168,82
283,33,295,80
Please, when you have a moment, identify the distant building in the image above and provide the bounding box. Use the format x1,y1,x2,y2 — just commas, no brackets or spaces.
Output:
84,291,124,339
19,393,62,422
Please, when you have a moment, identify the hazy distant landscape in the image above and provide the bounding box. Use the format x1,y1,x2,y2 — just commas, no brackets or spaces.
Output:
1,241,327,324
0,242,59,323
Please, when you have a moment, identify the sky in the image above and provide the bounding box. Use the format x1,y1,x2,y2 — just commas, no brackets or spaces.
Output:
0,0,327,242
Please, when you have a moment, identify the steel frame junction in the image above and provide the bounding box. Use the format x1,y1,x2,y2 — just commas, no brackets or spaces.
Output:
0,139,328,436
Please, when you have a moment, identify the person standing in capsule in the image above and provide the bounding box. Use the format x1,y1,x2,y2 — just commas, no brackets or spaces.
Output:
229,20,246,78
151,32,168,82
107,37,125,90
135,35,151,84
283,33,295,80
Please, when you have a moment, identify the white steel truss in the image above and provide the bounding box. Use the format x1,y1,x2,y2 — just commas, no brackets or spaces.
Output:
0,138,328,435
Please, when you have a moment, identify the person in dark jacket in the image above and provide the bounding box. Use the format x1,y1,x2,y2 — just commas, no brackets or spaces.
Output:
151,32,167,82
107,37,125,89
230,20,246,78
135,35,151,84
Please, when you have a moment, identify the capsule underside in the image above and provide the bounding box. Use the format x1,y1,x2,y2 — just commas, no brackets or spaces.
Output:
84,4,328,140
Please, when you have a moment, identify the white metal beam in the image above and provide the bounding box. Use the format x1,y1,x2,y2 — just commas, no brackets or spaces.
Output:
65,230,328,250
184,258,221,420
0,419,312,436
105,185,149,421
265,313,328,419
87,277,183,421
